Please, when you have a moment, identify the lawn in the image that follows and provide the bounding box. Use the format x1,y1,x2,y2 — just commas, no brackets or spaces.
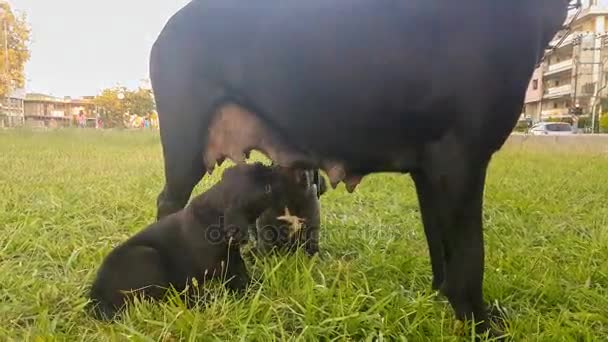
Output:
0,129,607,341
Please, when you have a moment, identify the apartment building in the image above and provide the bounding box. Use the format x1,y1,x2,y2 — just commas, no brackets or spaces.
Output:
23,93,96,127
0,88,25,127
524,0,608,122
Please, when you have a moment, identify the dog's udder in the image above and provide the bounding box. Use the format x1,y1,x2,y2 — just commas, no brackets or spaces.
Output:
204,105,313,172
204,104,364,190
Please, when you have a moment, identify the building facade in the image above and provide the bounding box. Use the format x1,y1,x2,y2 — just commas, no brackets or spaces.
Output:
0,88,26,127
23,93,96,127
524,1,608,122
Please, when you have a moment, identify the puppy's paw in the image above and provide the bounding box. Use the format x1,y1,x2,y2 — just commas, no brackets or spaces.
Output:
226,273,251,293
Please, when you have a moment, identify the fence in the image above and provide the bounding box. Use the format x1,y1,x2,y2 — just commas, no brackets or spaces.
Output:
505,133,608,153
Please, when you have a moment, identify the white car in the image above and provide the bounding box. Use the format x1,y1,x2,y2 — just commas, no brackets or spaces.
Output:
529,122,574,135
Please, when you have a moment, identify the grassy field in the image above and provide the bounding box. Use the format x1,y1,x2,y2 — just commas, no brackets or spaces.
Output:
0,129,607,341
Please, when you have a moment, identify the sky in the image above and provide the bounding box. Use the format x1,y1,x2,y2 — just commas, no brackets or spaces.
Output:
13,0,191,97
10,1,587,98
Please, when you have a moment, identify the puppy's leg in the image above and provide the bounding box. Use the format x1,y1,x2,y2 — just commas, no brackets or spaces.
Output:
88,246,170,320
285,189,321,256
255,208,287,255
302,191,321,256
224,207,251,244
222,208,252,291
224,247,250,292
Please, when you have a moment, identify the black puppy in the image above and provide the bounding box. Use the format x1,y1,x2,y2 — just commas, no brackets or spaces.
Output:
252,168,327,256
87,163,302,320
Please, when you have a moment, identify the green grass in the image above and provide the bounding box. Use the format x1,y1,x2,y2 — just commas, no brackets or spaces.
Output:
0,129,607,341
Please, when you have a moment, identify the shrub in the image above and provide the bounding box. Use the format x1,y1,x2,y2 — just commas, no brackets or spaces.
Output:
513,120,530,132
576,116,591,129
546,117,563,123
600,114,608,133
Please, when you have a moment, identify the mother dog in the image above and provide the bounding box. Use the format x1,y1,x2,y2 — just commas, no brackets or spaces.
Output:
149,0,572,335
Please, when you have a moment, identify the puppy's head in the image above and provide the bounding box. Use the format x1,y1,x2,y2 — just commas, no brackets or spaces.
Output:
220,163,297,212
268,166,329,199
221,163,325,216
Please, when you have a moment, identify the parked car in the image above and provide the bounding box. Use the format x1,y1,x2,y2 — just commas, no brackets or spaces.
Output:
528,122,574,135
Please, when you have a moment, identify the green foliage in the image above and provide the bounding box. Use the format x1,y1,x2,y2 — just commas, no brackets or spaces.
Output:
93,86,155,128
0,130,607,340
576,116,591,129
513,120,530,132
0,3,31,97
600,114,608,133
93,86,128,128
125,88,155,118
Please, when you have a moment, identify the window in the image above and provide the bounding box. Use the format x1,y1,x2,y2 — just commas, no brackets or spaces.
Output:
533,80,539,90
553,103,558,109
555,80,560,87
546,123,573,132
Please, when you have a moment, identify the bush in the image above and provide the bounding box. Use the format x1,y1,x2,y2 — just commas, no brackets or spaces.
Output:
93,86,156,128
576,116,591,129
513,120,530,132
600,114,608,133
546,117,563,123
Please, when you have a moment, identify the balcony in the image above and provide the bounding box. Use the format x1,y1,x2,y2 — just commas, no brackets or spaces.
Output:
575,6,608,23
544,84,572,99
544,59,574,76
548,33,576,50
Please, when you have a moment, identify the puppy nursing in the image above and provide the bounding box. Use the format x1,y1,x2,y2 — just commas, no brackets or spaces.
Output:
87,163,318,320
253,168,327,256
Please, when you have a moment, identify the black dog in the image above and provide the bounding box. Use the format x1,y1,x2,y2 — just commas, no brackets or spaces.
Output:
252,168,327,256
87,163,303,320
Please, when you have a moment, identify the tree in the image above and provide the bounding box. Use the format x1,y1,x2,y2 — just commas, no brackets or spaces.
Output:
0,2,31,97
125,87,155,117
94,87,129,128
93,86,156,128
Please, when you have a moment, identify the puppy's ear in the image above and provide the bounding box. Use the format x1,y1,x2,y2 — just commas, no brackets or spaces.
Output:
294,169,311,187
